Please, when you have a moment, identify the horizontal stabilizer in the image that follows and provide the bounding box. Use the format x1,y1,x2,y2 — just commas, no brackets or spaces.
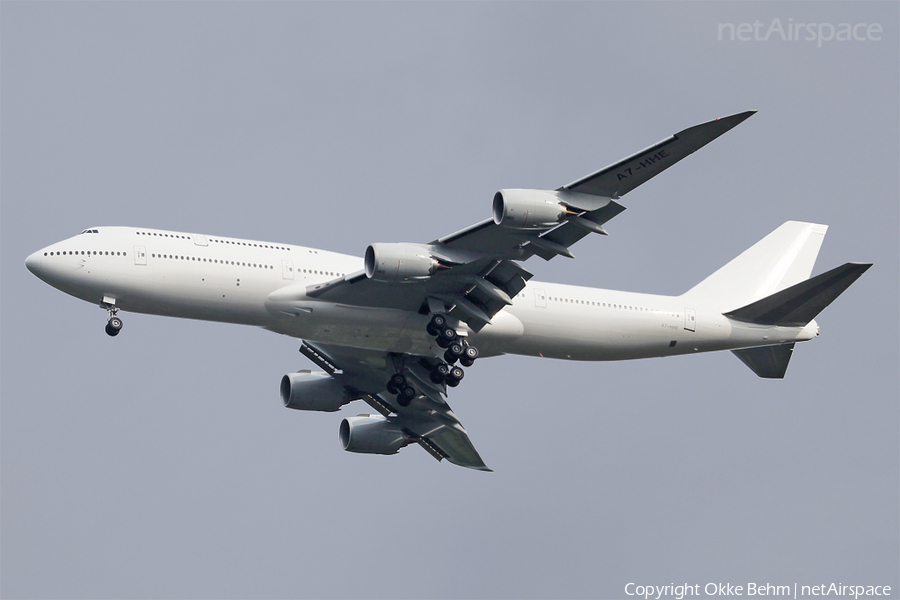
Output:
724,262,871,327
732,344,795,379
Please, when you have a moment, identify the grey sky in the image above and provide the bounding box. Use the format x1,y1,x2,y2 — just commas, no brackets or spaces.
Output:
2,2,897,599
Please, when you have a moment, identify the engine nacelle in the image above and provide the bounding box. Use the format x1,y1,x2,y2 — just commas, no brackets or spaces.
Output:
280,371,352,412
364,243,437,283
492,189,568,229
339,415,410,455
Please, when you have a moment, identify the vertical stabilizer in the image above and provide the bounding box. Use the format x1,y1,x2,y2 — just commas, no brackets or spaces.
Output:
682,221,827,312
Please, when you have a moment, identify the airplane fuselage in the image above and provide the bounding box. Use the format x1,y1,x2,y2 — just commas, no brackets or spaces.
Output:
26,226,817,363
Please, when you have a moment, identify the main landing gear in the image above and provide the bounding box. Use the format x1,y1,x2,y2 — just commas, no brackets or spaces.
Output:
428,313,479,367
386,373,418,407
104,306,123,337
386,314,481,407
426,313,476,387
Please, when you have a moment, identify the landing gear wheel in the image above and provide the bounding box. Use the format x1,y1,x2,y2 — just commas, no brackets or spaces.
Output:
458,343,478,367
427,315,448,337
397,385,417,407
389,373,407,389
444,341,464,364
105,316,123,337
430,362,451,383
103,303,122,337
446,366,465,387
437,327,457,346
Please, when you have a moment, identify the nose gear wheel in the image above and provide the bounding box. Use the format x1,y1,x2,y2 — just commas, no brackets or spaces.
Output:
104,305,123,337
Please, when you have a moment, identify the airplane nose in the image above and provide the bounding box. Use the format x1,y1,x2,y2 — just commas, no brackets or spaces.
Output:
25,250,43,278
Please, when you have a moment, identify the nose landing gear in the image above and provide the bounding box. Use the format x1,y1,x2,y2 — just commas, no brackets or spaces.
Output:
104,306,123,337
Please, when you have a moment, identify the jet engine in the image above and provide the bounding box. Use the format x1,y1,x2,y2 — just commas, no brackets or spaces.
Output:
364,243,439,283
280,371,352,412
339,415,410,455
492,189,569,229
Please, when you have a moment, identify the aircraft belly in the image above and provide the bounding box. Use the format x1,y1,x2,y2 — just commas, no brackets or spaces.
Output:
265,301,434,354
505,303,738,361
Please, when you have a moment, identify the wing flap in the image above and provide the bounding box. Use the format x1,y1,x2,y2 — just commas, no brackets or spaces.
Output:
529,199,628,261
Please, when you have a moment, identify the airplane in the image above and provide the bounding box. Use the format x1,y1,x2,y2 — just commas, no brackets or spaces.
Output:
24,110,871,471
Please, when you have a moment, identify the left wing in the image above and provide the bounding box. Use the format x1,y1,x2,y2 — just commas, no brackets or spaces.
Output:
298,341,491,471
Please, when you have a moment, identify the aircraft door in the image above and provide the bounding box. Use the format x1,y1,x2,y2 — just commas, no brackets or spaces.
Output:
534,288,547,308
193,234,208,247
134,246,147,266
282,260,294,280
684,307,696,332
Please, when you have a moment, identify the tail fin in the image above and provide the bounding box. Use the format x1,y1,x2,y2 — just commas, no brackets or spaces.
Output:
683,221,828,311
724,263,870,379
684,222,871,379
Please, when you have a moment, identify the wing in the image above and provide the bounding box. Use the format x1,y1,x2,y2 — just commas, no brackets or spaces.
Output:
288,112,756,470
299,341,491,471
300,111,756,331
558,110,757,198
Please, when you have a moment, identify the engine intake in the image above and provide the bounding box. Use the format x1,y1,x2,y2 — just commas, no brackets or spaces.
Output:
339,415,410,455
280,371,352,412
492,189,568,229
365,243,438,283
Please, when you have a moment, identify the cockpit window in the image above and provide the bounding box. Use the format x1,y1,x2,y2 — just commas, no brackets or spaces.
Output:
79,229,99,234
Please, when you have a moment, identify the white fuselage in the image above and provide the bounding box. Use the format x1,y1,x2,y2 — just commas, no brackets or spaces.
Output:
26,227,817,361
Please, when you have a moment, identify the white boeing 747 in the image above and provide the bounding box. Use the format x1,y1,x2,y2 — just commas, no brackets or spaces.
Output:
25,111,870,470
